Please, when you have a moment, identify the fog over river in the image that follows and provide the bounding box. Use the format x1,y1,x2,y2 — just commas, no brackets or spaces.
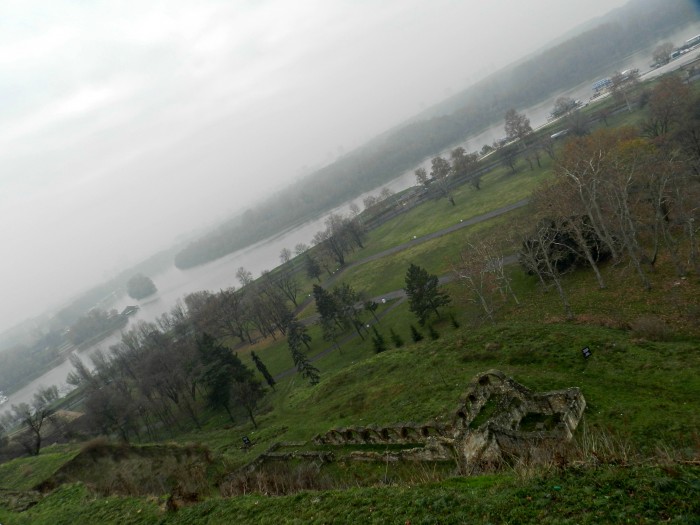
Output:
4,23,699,411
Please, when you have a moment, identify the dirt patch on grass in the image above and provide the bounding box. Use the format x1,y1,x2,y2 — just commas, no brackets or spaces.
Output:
36,440,214,498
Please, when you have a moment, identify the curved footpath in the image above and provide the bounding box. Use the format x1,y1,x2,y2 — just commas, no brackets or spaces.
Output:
331,198,528,280
277,198,528,379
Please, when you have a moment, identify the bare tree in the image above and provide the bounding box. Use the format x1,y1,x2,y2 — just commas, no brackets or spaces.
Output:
519,221,574,319
454,240,518,322
417,159,455,205
84,384,141,442
265,270,301,307
652,42,674,65
11,386,58,455
294,243,309,256
564,110,590,137
555,129,637,261
379,187,394,200
312,213,358,267
501,144,519,174
454,246,497,322
279,247,292,265
451,147,481,189
236,267,254,288
207,288,253,343
642,75,691,138
610,69,640,112
602,139,654,289
533,181,608,289
539,136,556,159
363,194,379,210
504,108,533,143
551,96,578,118
231,380,264,429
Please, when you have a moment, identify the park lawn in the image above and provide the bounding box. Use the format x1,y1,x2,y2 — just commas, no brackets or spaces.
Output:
329,208,527,299
354,162,553,260
236,298,399,380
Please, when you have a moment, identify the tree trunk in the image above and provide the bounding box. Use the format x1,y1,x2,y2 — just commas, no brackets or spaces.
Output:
246,407,258,429
571,224,606,289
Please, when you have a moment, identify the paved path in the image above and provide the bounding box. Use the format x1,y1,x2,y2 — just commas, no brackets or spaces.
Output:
294,198,527,322
328,198,528,280
277,199,528,380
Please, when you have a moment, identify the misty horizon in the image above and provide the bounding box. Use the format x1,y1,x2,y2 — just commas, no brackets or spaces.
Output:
0,0,675,334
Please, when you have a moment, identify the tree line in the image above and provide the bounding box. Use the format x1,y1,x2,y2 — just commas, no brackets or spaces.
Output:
456,74,700,320
173,0,693,270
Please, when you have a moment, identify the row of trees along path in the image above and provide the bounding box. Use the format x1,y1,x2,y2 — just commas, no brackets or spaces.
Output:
281,72,700,377
273,198,529,380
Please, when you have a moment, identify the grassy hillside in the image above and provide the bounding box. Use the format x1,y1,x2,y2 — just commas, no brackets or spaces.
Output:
1,317,698,522
1,76,699,523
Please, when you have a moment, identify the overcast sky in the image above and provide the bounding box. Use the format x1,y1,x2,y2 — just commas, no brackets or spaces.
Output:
0,0,634,333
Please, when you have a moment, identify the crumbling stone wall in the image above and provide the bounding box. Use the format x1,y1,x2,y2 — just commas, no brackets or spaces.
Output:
450,369,586,472
312,422,449,446
241,370,585,475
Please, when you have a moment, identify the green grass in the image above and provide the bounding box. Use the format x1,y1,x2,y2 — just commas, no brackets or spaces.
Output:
354,162,552,261
178,314,700,466
2,254,699,523
331,209,526,299
3,465,698,524
2,90,699,523
0,446,79,491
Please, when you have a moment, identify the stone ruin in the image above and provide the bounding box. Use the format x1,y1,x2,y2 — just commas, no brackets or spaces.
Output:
450,369,586,472
244,370,585,474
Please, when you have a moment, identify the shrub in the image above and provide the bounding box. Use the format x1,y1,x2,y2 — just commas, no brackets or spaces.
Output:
389,329,404,348
428,325,440,340
371,327,387,353
630,315,672,341
410,325,424,342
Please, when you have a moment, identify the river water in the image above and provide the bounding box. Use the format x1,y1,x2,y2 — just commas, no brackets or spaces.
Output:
4,22,699,413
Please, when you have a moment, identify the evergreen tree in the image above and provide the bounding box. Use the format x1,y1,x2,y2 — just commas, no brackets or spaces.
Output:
287,316,312,350
231,379,264,428
251,351,276,390
371,326,387,353
410,324,424,342
364,300,380,322
428,324,440,340
389,328,404,348
313,284,340,328
333,283,367,340
305,254,323,282
314,283,367,340
197,333,260,422
321,317,343,353
288,331,320,385
404,263,451,325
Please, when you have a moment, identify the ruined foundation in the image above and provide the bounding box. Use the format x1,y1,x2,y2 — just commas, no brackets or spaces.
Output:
240,370,585,475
